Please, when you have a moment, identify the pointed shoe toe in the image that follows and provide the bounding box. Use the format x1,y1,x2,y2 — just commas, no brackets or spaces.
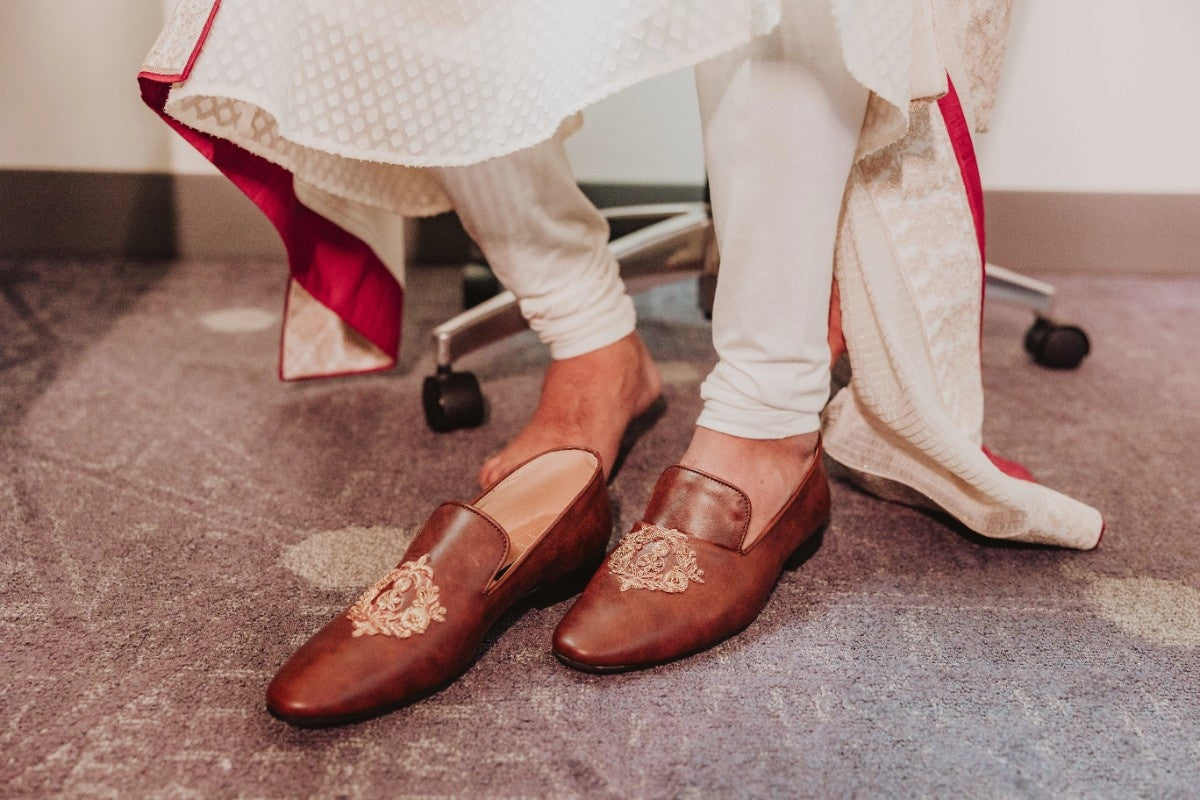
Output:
553,594,684,673
553,449,831,673
264,613,447,726
267,448,611,725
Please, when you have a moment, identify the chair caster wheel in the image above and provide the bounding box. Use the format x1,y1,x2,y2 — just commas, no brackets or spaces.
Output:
1024,316,1090,370
462,262,502,310
698,273,717,320
423,368,486,432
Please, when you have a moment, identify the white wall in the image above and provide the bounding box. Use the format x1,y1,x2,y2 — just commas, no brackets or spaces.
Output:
564,69,705,186
0,1,172,173
975,0,1200,194
2,0,1198,194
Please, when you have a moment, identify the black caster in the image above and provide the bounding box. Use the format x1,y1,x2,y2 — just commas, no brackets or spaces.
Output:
698,273,717,320
461,262,502,310
423,367,486,431
1024,315,1090,370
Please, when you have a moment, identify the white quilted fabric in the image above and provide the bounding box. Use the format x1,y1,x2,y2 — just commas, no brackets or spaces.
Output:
157,0,938,214
141,0,215,78
164,0,782,215
830,0,913,110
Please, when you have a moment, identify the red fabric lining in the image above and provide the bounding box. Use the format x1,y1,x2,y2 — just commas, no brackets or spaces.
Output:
137,76,403,380
980,446,1036,483
936,76,986,264
936,75,1036,484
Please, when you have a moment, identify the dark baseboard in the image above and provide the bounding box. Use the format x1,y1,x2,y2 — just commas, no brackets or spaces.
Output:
1,170,1195,276
0,170,180,259
0,171,704,264
0,169,281,261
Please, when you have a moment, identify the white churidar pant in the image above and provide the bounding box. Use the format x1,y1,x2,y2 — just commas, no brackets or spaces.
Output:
435,0,866,438
431,143,637,361
695,0,867,438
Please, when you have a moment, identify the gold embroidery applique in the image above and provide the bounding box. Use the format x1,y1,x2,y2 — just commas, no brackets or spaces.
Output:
348,554,447,638
608,524,704,593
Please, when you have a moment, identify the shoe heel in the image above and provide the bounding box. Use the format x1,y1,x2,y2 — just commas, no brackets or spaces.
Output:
529,553,604,609
785,521,827,571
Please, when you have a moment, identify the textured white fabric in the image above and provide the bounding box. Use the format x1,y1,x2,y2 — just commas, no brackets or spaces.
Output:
163,0,781,217
431,140,636,360
830,0,913,111
824,98,1102,549
155,0,936,215
695,0,868,438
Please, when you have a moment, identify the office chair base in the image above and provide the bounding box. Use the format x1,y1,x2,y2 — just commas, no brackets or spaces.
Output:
985,264,1090,370
424,203,712,432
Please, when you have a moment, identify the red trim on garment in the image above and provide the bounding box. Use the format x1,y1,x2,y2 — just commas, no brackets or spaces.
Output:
137,75,402,381
936,76,986,265
980,445,1036,483
137,0,223,84
937,75,988,346
937,76,1043,486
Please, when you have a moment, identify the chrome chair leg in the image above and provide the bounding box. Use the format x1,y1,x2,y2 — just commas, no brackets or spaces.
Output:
986,263,1090,370
420,212,1090,431
422,204,712,431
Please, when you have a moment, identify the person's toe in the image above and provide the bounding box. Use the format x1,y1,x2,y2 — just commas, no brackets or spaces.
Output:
478,456,505,489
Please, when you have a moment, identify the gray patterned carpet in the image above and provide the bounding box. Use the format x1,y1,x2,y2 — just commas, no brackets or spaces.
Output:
2,257,1197,799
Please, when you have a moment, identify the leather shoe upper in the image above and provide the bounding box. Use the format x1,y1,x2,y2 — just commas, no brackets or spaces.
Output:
553,451,831,672
267,447,611,725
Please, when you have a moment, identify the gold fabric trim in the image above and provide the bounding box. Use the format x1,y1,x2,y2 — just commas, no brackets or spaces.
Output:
608,525,704,594
141,0,218,78
348,554,447,638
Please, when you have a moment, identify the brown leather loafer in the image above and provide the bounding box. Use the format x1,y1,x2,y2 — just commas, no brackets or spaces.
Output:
553,449,831,672
267,447,611,726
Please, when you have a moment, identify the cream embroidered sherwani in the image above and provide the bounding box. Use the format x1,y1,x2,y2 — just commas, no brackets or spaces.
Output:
140,0,1103,549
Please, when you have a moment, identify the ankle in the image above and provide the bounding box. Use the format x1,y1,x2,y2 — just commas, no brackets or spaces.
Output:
678,428,820,546
476,333,661,488
544,332,660,411
680,428,819,473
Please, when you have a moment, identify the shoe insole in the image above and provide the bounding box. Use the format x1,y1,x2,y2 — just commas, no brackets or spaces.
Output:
474,450,598,580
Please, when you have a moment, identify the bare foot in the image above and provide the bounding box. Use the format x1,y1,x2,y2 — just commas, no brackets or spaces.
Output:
678,427,820,547
478,333,662,488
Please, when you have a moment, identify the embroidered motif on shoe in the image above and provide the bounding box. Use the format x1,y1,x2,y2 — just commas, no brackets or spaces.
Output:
348,554,447,638
608,524,704,593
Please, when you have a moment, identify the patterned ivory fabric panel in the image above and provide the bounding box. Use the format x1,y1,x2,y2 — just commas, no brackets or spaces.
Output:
151,0,940,215
141,0,219,80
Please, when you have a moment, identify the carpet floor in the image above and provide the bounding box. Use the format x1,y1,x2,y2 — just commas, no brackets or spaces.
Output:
1,257,1197,799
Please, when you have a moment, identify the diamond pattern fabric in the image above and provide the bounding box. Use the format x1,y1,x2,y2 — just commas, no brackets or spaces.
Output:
164,0,780,216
